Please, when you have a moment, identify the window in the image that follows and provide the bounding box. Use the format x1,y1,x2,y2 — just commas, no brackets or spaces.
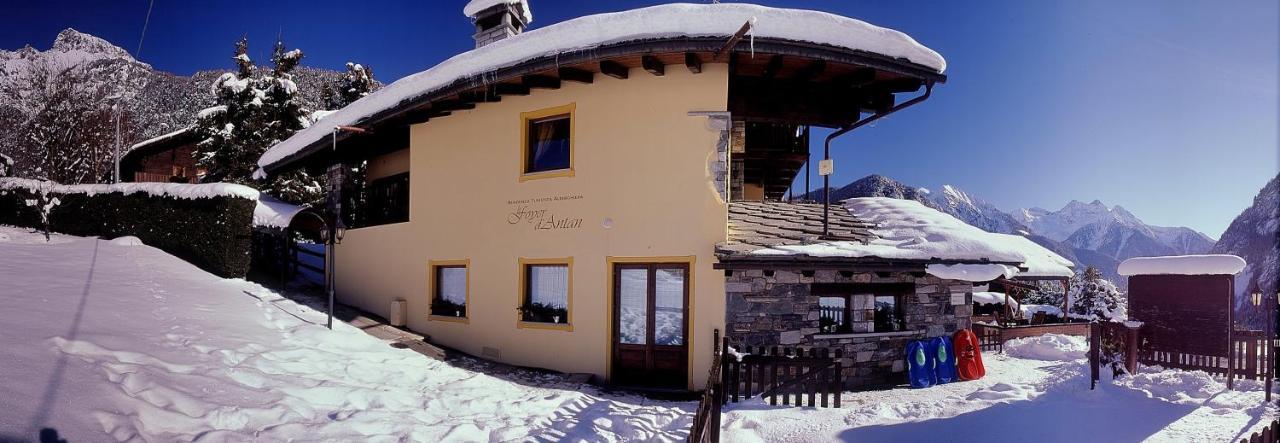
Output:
815,284,910,334
520,104,575,180
518,258,573,329
365,172,410,226
429,260,469,322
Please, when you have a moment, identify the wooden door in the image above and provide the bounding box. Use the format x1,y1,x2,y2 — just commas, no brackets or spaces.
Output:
612,263,689,389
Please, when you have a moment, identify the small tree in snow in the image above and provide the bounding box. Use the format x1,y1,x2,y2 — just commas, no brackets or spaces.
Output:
0,153,13,177
23,181,61,241
1069,266,1127,321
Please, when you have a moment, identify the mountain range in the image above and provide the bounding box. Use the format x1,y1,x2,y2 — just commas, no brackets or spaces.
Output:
0,28,346,152
804,174,1219,287
1210,174,1279,327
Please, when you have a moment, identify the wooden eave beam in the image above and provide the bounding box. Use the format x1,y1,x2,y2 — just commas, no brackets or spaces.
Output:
839,67,877,88
557,67,594,84
884,77,924,93
494,83,530,96
684,52,703,74
761,54,784,79
522,74,561,90
792,59,827,82
432,100,476,112
641,55,665,76
714,20,754,60
599,60,629,79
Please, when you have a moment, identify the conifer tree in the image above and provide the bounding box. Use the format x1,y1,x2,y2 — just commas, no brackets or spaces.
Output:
193,37,324,205
1069,266,1127,321
324,62,375,110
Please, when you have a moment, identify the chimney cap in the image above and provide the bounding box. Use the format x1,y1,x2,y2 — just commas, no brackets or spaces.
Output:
464,0,532,25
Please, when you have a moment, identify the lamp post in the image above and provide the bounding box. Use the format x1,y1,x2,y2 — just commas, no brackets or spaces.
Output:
323,125,364,330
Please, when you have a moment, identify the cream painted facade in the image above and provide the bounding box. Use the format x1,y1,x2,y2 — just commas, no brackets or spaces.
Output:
333,64,731,389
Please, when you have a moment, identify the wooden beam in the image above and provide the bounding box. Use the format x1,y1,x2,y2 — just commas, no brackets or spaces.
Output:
599,60,629,79
884,77,923,93
432,100,475,112
460,90,501,103
762,54,784,79
522,74,561,90
493,83,529,96
641,55,665,76
557,67,594,84
684,52,702,74
728,52,738,76
792,59,826,82
714,20,754,60
846,67,877,87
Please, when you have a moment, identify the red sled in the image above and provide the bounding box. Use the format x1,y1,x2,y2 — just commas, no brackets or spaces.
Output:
953,329,986,381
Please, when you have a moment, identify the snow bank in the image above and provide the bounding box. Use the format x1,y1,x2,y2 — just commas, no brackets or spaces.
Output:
107,236,143,246
0,178,259,201
253,195,305,228
464,0,532,23
1020,303,1063,318
755,198,1075,278
1117,254,1247,276
1003,334,1087,361
259,3,945,169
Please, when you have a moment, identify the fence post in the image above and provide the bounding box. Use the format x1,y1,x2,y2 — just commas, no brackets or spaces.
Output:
1125,324,1139,374
1089,322,1100,389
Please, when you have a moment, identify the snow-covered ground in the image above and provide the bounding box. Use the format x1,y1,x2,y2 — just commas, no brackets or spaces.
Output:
723,334,1277,443
0,226,692,442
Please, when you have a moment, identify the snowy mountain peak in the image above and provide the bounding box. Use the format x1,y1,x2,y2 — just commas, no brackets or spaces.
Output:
50,28,135,62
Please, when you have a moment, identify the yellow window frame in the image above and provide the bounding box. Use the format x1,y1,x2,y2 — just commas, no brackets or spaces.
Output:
519,103,576,181
428,259,470,323
517,257,574,331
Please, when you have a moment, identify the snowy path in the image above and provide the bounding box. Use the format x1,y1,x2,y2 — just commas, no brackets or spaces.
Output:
0,227,692,442
723,335,1277,442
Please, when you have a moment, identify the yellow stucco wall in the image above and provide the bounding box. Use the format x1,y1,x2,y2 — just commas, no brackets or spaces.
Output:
333,64,730,389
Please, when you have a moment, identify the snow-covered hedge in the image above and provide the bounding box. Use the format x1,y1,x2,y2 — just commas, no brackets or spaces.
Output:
0,178,257,278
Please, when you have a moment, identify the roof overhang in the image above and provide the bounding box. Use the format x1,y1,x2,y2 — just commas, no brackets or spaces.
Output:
260,36,946,175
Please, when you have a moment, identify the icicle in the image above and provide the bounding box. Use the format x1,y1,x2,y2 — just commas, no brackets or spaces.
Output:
748,17,758,58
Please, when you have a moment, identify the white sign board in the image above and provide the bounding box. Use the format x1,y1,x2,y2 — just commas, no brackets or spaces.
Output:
818,159,834,176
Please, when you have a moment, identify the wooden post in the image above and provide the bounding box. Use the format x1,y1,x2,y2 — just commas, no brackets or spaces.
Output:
1227,278,1235,390
1126,324,1140,374
1089,322,1100,389
1062,278,1070,322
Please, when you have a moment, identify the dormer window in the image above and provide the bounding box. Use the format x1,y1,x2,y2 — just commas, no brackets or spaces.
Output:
520,103,575,180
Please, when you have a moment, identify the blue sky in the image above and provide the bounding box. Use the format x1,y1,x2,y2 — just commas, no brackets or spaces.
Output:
4,0,1276,237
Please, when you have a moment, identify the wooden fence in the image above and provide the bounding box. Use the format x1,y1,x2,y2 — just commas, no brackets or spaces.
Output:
1240,418,1280,443
1089,321,1140,389
972,323,1003,353
688,330,724,443
722,343,844,408
1139,330,1274,381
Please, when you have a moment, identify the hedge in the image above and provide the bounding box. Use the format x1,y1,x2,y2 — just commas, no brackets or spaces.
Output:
0,179,258,278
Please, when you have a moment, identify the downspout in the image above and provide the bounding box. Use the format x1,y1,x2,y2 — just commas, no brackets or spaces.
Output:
823,82,935,238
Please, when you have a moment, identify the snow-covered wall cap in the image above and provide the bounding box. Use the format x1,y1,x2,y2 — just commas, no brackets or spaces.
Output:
0,178,260,201
926,263,1019,282
1117,254,1247,276
258,3,945,171
464,0,533,24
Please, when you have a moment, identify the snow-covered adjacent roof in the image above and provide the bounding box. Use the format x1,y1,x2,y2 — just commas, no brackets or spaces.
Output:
1118,254,1247,276
972,291,1016,306
464,0,532,24
253,195,306,229
0,178,259,201
123,127,196,158
258,3,945,171
747,198,1075,278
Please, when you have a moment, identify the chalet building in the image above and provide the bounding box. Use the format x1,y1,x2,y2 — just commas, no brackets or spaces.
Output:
120,127,203,184
255,2,1072,390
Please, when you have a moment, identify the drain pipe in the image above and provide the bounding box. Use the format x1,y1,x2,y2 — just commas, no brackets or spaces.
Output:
823,82,935,238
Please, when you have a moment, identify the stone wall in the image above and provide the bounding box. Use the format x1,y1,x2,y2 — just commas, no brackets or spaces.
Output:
725,269,973,389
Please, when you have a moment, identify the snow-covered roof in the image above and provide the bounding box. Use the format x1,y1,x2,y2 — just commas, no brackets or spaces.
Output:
1118,254,1247,276
124,127,196,158
0,178,258,201
258,3,945,172
253,195,306,229
747,198,1075,278
464,0,532,24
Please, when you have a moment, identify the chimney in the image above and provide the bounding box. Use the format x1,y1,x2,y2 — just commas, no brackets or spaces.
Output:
466,0,532,48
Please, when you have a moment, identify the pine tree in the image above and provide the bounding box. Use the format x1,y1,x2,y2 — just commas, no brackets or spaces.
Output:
193,37,324,206
323,62,376,110
1069,266,1127,321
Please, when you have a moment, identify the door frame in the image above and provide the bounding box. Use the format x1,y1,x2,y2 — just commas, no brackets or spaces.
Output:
605,256,696,389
